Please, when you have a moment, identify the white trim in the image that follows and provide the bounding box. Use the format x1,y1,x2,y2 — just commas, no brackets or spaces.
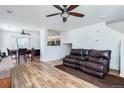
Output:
40,58,62,62
120,73,124,78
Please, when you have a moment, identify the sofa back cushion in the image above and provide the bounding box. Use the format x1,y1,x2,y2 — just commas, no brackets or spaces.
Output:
70,49,88,56
88,49,111,60
87,56,109,65
70,49,82,56
69,55,87,61
82,49,88,56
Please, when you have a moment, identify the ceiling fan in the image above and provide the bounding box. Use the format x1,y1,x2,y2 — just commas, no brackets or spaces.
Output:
46,5,85,22
21,30,31,35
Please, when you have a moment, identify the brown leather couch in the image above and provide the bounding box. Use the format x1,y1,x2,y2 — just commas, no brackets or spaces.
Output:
63,49,111,78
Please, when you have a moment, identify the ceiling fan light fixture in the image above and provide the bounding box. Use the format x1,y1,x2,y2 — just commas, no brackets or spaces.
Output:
61,13,69,18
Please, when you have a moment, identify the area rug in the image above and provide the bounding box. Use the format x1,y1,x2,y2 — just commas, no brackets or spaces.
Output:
55,65,124,88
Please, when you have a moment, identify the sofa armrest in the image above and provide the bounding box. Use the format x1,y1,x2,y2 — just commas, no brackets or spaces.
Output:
62,55,70,60
65,55,70,57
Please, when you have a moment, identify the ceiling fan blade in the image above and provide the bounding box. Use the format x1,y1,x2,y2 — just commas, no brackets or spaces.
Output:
69,12,85,17
63,17,67,22
67,5,79,11
25,33,31,35
46,13,61,17
53,5,64,12
21,30,31,35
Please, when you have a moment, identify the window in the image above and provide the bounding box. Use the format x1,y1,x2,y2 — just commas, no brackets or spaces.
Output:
11,36,30,49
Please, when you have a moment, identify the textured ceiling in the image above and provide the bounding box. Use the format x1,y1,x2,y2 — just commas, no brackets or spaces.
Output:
0,5,124,32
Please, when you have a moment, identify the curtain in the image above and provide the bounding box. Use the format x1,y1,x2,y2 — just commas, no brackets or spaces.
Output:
11,36,30,49
11,36,18,49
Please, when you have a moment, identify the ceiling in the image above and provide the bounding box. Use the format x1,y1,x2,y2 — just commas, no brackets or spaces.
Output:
0,5,124,32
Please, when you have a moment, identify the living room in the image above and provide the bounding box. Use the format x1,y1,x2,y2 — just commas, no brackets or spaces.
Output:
0,0,124,92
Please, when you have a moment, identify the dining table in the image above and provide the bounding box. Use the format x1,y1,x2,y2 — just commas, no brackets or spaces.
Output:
9,49,34,63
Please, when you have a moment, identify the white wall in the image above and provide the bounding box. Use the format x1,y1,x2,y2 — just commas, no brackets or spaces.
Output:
61,31,72,44
0,30,40,54
30,32,40,49
48,31,60,36
120,40,124,77
108,20,124,34
0,31,12,53
40,29,71,62
40,29,47,61
44,45,71,61
61,22,124,70
0,31,2,49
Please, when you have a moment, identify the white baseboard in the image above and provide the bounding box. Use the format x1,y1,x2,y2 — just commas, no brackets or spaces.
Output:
120,73,124,78
40,58,62,62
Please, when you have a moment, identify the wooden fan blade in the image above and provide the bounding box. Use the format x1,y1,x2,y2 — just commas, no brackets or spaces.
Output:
63,17,67,22
53,5,63,12
69,12,85,17
46,13,61,17
67,5,79,11
25,33,31,35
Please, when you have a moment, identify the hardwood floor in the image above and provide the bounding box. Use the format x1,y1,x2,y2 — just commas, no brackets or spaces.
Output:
109,69,120,77
11,58,97,88
0,78,11,88
0,57,14,88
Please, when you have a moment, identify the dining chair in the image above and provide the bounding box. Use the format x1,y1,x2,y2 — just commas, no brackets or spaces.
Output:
7,48,10,57
7,48,17,58
31,48,35,61
18,48,27,63
26,48,35,61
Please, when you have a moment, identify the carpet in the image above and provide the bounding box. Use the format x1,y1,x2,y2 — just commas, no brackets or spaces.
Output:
55,65,124,88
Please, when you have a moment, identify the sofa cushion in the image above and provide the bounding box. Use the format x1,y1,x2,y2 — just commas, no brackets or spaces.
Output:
80,61,87,66
63,62,76,68
70,49,88,56
70,49,83,56
87,56,109,65
63,57,81,65
68,55,87,61
82,49,88,56
84,62,104,72
88,49,111,60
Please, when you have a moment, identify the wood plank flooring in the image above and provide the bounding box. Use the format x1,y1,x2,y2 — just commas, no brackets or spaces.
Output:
0,78,11,88
0,57,14,88
11,58,97,88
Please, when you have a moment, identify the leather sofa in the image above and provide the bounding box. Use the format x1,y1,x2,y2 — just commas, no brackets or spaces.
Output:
0,49,2,62
63,49,111,78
